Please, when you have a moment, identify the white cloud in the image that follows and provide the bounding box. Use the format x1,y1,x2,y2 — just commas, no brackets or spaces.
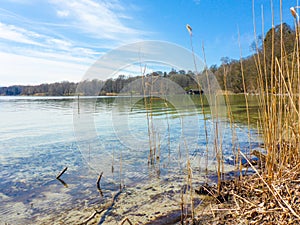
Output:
46,38,72,50
0,22,43,46
0,21,100,62
57,10,69,17
20,48,96,64
0,0,146,85
50,0,141,41
0,21,101,85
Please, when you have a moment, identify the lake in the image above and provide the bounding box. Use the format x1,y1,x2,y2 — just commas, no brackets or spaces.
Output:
0,95,261,224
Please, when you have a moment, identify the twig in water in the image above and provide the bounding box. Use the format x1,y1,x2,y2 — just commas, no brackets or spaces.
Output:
97,172,104,196
78,208,105,225
98,188,124,224
120,217,133,225
57,178,68,188
80,189,124,225
56,166,68,179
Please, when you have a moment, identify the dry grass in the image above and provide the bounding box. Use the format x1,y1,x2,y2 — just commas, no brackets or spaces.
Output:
256,2,300,177
192,1,300,224
194,164,300,224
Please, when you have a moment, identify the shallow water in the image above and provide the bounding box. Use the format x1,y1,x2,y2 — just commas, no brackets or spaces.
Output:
0,95,261,224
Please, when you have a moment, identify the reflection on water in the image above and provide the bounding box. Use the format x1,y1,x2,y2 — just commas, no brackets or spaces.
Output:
0,95,261,224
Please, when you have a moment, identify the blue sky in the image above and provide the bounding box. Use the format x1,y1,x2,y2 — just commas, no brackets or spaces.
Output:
0,0,297,86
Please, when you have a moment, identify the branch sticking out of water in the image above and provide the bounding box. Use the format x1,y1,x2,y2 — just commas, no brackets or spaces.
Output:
78,208,106,225
120,217,133,225
56,166,68,179
57,178,68,188
97,172,103,195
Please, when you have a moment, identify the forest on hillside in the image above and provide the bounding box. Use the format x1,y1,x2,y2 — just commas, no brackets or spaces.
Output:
0,23,295,96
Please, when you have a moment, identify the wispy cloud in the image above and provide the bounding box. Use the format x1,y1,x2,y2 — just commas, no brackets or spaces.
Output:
49,0,142,41
0,0,147,85
0,19,99,85
0,22,43,46
0,21,99,63
56,10,69,18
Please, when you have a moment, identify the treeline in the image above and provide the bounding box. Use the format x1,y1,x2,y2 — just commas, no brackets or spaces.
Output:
0,82,78,96
0,23,295,96
0,72,198,96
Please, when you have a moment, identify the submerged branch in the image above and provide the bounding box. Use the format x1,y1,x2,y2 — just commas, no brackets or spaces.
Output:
56,166,68,180
97,172,103,190
97,172,104,196
57,178,68,188
78,209,105,225
120,217,133,225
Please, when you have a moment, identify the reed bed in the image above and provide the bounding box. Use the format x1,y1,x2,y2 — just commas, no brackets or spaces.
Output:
254,1,300,178
191,1,300,224
194,162,300,224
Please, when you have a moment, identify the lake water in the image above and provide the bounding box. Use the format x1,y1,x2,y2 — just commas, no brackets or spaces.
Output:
0,95,261,224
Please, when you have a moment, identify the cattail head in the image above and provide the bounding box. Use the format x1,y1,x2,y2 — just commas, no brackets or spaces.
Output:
290,7,298,19
186,24,192,35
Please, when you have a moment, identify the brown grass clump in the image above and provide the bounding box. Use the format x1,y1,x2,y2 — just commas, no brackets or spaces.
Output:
193,2,300,224
194,158,300,224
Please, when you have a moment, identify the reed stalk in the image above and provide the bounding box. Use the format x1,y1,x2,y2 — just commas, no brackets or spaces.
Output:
140,63,155,165
221,56,241,181
254,0,300,180
202,43,214,181
238,27,251,156
187,25,215,189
